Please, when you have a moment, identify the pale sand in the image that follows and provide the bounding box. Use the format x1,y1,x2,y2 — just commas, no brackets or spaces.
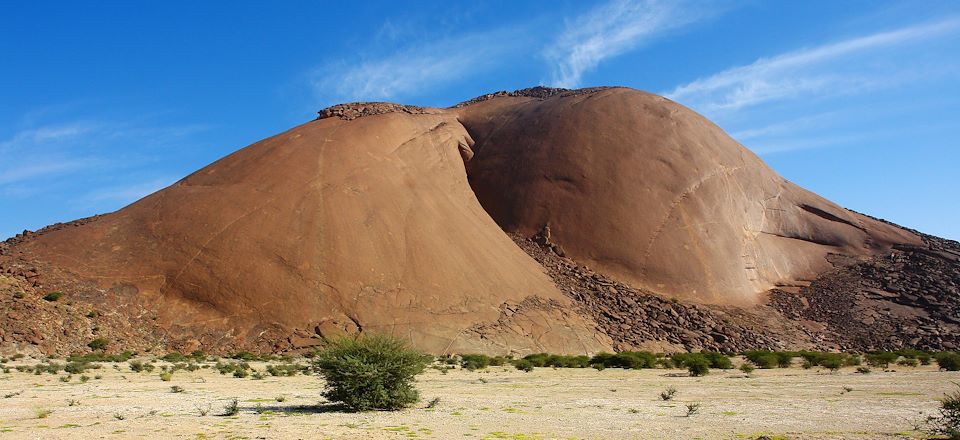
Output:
0,360,956,439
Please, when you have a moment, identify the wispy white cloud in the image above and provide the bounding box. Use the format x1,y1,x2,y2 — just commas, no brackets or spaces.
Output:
665,18,960,114
309,28,525,105
544,0,719,88
77,176,176,206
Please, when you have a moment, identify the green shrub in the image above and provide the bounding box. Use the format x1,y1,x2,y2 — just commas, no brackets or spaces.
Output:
162,352,189,363
702,352,732,369
489,356,509,367
818,354,845,372
313,334,430,411
856,367,872,374
86,338,108,351
866,352,899,368
43,291,63,302
897,358,919,367
740,363,755,374
926,383,960,439
513,359,535,372
743,351,779,369
936,353,960,372
460,354,491,371
159,372,172,381
64,361,91,374
590,351,657,369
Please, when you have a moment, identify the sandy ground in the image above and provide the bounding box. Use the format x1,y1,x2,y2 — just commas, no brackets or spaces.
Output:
0,359,956,439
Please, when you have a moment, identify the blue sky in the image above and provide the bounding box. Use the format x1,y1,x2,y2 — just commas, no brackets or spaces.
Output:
2,0,959,240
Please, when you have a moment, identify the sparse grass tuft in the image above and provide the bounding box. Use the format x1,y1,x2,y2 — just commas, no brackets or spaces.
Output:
660,386,677,401
34,408,53,419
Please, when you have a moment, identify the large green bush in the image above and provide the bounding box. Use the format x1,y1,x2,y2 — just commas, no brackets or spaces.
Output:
313,334,429,411
936,352,960,372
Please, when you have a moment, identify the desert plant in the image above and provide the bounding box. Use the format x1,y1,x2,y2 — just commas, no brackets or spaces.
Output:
43,291,63,301
897,358,919,367
313,334,430,411
856,367,872,374
221,399,239,416
129,360,145,372
925,383,960,439
702,352,733,369
425,397,440,409
67,399,80,406
866,352,899,368
170,385,185,393
196,404,211,416
660,386,677,401
159,371,173,381
79,375,90,383
740,363,755,374
819,355,844,372
685,402,701,417
513,359,535,372
460,354,491,371
86,338,108,351
936,353,960,372
743,351,779,369
685,357,710,377
34,408,52,418
275,395,286,402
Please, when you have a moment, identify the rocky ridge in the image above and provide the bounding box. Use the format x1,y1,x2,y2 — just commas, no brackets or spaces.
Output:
509,228,815,353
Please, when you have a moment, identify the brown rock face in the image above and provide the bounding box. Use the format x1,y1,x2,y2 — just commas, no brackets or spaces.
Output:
456,88,920,305
3,109,609,355
0,86,948,355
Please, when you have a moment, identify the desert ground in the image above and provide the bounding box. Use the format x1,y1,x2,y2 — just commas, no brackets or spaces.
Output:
0,358,956,440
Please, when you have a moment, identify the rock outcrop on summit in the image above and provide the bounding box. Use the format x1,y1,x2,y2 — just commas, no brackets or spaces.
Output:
1,86,955,356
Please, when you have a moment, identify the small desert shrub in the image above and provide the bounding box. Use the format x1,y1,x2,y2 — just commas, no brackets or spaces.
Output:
489,355,509,367
232,369,249,379
740,363,755,374
64,361,90,374
936,353,960,372
925,383,960,439
671,353,710,376
313,334,430,411
856,367,872,374
251,371,265,380
660,386,677,401
460,354,491,371
866,352,899,368
221,399,239,416
79,375,89,383
513,359,535,372
265,363,303,377
744,351,779,369
59,375,71,382
43,291,63,301
34,407,52,418
161,352,189,363
897,358,919,367
86,338,108,351
159,371,173,381
128,360,146,372
819,354,844,372
702,352,733,369
68,351,134,363
685,402,701,417
170,385,185,393
425,397,440,408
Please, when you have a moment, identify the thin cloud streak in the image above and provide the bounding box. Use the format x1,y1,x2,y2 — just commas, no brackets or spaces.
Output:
309,28,525,105
665,18,960,114
545,0,718,88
